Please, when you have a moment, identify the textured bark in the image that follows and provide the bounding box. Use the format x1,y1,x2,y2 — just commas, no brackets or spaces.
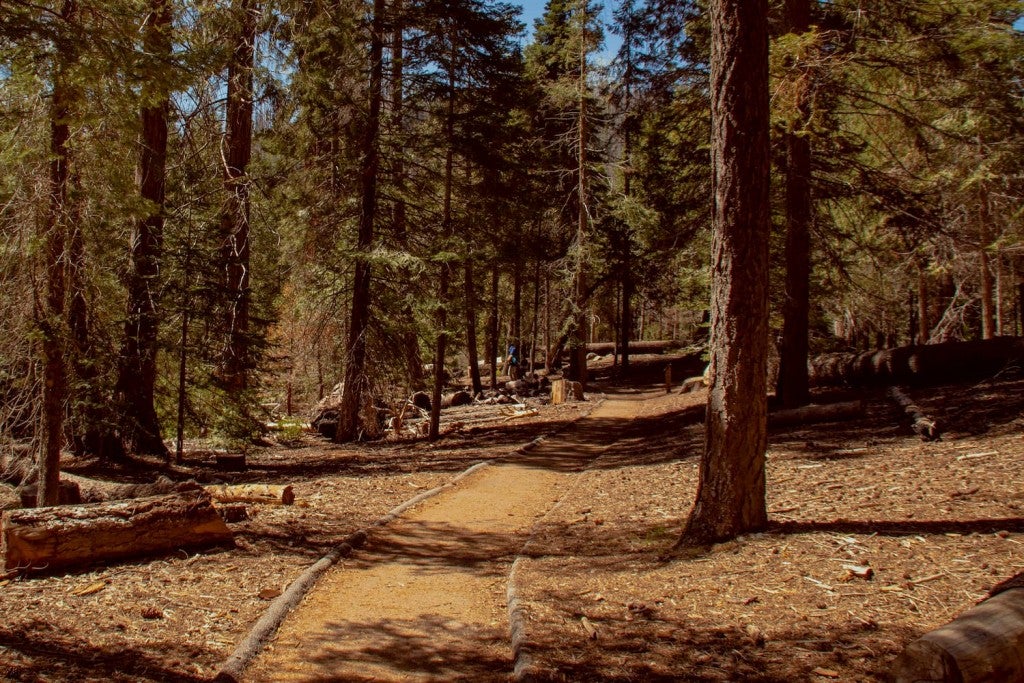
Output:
809,338,1024,388
219,0,258,392
336,0,385,442
2,491,232,572
38,0,78,508
892,587,1024,683
204,484,294,505
776,0,812,409
117,0,172,458
681,0,770,546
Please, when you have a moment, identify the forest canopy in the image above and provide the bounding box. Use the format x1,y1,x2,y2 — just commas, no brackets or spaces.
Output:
1,0,1022,484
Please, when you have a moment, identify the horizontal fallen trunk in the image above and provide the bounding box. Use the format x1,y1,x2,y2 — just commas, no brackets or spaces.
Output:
204,484,294,506
888,386,939,441
585,340,681,356
892,585,1024,682
810,337,1024,388
768,400,865,428
2,490,232,573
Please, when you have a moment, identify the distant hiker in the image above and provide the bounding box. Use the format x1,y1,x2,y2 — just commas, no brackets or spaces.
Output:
505,344,521,380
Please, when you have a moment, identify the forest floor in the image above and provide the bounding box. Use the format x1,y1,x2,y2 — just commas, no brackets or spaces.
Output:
1,354,1023,682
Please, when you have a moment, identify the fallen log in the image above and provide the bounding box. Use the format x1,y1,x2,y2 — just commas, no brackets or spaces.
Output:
204,484,294,506
888,386,939,441
1,490,233,573
892,582,1024,682
17,480,82,507
809,337,1024,388
768,400,866,428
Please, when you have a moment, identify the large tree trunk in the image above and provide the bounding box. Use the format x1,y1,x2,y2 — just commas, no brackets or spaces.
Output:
336,0,385,441
680,0,770,547
775,0,812,410
219,0,258,391
2,491,232,573
117,0,172,458
37,0,78,508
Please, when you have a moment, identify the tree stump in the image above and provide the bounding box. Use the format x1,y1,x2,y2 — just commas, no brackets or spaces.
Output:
2,490,233,573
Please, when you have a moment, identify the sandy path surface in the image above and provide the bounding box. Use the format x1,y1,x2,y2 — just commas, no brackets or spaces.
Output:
247,394,647,682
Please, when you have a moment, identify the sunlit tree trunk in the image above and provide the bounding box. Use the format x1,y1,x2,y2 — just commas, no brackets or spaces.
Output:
680,0,770,547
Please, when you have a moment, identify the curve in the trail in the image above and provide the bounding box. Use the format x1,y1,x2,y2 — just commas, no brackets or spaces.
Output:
244,395,645,682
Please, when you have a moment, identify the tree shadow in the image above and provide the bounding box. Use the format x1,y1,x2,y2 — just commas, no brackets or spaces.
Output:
771,516,1024,537
269,614,510,682
516,587,898,682
0,621,213,682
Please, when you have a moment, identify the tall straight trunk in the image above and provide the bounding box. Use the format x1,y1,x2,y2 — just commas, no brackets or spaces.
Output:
620,247,632,371
220,0,257,391
429,45,457,441
530,259,540,374
337,0,385,441
38,0,78,507
775,0,812,409
465,260,483,395
118,0,171,457
512,255,522,349
567,25,589,388
390,0,424,391
543,267,551,371
681,0,770,547
487,263,499,389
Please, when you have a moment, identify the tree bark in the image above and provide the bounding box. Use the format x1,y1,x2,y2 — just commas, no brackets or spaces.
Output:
219,0,258,391
2,491,232,573
775,0,812,409
487,263,499,388
336,0,385,441
567,23,589,389
117,0,172,458
680,0,770,547
465,260,483,395
37,0,78,508
429,43,457,442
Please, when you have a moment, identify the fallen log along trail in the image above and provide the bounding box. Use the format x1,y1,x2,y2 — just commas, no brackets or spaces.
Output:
241,394,647,682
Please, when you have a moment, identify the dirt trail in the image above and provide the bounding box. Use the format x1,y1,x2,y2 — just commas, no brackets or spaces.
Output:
247,393,649,682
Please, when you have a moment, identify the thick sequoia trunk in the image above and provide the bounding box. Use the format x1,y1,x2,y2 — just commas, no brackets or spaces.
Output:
775,0,812,410
809,337,1024,388
219,0,258,391
336,0,385,441
2,491,232,573
680,0,770,547
117,0,172,458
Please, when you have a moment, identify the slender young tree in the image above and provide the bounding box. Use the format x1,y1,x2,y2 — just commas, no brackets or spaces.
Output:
680,0,770,546
117,0,173,457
